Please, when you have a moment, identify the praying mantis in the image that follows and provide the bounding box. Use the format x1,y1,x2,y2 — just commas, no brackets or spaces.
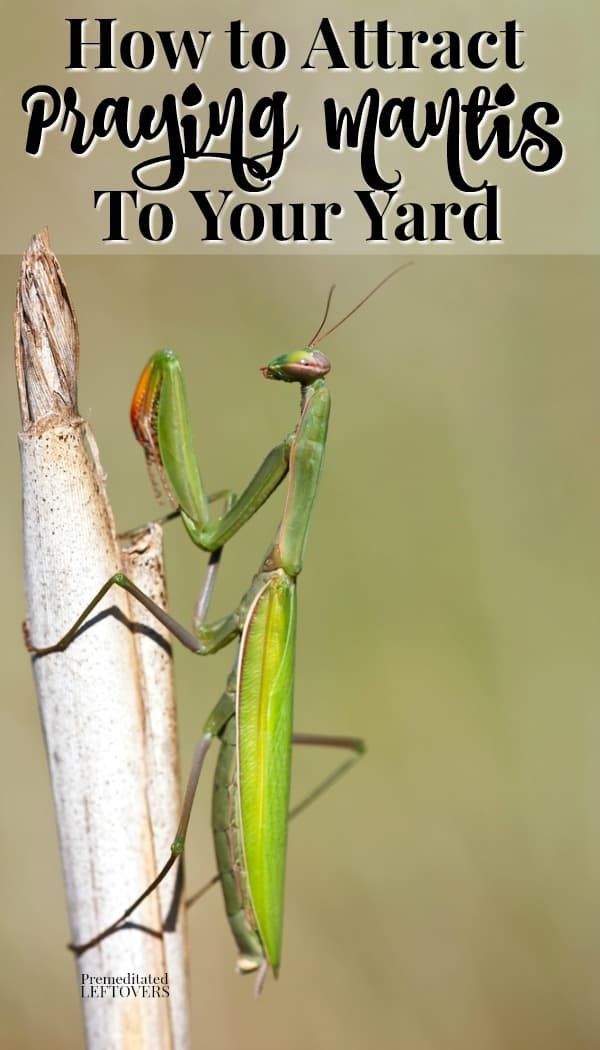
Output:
26,268,404,994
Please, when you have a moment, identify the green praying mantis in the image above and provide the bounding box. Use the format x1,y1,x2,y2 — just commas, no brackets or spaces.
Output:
26,268,405,995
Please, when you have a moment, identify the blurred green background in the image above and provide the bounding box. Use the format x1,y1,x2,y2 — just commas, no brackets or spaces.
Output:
2,254,600,1049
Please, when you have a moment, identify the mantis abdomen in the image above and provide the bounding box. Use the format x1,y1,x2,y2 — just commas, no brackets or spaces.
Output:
213,711,265,973
212,570,297,978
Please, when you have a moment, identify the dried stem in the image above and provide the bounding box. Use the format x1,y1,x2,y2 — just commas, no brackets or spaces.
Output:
15,230,190,1050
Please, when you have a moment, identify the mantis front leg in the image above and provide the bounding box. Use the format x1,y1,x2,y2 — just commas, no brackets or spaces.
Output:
24,367,294,656
131,349,294,551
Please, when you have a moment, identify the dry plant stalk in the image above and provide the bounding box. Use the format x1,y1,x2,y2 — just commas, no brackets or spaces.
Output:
15,230,190,1050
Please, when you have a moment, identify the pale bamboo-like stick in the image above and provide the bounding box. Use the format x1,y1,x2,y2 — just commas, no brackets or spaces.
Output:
122,526,191,1050
16,230,190,1050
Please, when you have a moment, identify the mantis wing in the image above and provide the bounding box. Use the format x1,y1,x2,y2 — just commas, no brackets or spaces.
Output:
237,573,296,976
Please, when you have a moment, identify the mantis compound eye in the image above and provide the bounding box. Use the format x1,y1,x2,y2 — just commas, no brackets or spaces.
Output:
261,349,331,384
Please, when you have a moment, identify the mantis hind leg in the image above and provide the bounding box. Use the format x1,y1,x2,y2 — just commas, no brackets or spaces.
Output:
70,690,236,955
289,732,365,821
186,731,365,910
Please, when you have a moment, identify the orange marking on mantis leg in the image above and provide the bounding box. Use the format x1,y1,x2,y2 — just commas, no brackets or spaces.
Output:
130,360,159,447
129,359,176,506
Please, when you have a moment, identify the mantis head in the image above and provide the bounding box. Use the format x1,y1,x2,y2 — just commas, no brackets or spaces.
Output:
261,349,331,384
260,264,411,386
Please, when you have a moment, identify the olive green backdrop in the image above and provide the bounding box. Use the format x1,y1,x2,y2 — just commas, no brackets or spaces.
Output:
2,254,600,1049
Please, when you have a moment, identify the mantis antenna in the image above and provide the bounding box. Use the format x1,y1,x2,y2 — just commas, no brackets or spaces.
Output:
307,284,336,347
308,261,413,349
